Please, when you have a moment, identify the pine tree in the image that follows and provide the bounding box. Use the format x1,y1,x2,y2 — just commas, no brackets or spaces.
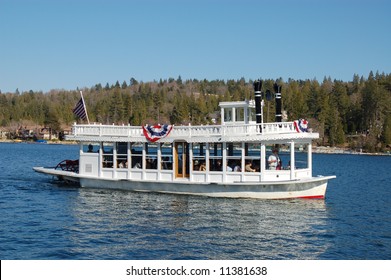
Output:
383,114,391,146
121,81,128,89
109,88,125,123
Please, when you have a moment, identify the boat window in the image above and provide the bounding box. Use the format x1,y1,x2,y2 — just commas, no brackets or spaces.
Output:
245,143,261,172
248,107,255,122
226,142,242,172
102,142,114,168
192,143,206,171
161,143,173,170
145,142,158,169
224,108,232,122
209,143,222,171
266,144,290,170
280,144,291,170
82,142,100,153
235,108,244,122
130,142,143,169
116,142,128,168
295,143,309,170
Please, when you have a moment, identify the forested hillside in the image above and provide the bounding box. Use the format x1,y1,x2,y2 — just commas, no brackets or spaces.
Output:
1,71,391,152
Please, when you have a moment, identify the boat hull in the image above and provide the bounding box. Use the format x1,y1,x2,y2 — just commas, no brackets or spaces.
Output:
33,167,334,199
79,177,332,199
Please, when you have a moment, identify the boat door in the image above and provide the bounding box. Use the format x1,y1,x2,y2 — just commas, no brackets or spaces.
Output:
174,142,189,178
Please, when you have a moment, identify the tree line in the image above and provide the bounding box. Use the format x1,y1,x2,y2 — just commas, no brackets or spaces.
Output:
1,71,390,152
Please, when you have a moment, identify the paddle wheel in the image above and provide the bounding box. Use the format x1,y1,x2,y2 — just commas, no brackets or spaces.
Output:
55,160,79,173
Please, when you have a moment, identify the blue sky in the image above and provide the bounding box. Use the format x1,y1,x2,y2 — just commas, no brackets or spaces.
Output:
1,0,390,93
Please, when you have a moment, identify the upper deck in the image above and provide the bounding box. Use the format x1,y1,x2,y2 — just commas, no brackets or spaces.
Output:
66,122,318,144
66,99,317,143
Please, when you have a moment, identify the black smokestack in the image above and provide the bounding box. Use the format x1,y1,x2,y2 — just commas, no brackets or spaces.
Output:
253,79,263,132
274,83,282,122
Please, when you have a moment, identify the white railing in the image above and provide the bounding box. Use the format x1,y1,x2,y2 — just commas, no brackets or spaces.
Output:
72,122,298,138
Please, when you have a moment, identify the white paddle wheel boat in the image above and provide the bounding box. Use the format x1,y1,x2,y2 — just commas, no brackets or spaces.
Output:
34,80,335,199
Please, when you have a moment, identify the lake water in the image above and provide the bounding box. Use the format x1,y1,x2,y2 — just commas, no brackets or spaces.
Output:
0,142,390,260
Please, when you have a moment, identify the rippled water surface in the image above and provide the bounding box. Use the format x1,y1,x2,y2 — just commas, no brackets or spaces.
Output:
0,143,390,259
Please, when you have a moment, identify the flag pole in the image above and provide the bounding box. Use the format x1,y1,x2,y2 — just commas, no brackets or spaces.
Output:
80,91,90,124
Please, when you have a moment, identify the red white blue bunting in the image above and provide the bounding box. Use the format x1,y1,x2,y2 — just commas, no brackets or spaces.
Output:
294,119,308,133
143,124,173,142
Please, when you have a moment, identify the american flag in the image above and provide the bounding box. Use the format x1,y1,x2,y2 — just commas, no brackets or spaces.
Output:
72,98,87,120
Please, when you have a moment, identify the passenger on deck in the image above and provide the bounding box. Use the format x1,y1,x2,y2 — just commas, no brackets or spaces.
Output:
193,160,200,171
233,160,241,172
245,161,256,172
268,148,281,170
214,159,222,171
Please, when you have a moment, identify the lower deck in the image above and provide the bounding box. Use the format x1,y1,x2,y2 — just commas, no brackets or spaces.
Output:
78,140,314,184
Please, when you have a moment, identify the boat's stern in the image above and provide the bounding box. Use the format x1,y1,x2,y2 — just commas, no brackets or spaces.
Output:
33,166,80,185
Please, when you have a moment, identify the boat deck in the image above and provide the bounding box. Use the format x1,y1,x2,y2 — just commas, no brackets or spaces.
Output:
66,122,319,143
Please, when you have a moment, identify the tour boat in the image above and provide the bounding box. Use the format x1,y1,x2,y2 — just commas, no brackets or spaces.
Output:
33,81,336,199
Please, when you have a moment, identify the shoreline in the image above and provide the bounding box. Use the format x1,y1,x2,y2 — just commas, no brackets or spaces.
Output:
0,139,77,145
313,146,390,156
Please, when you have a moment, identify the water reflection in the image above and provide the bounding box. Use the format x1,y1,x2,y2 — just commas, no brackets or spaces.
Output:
66,189,331,259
